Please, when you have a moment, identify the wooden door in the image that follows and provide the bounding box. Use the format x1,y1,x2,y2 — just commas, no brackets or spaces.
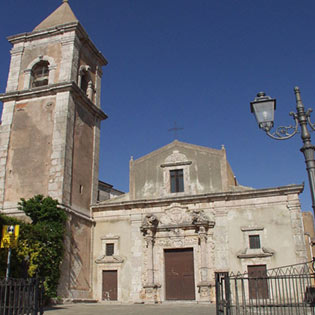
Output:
102,270,117,300
248,265,268,299
164,248,195,300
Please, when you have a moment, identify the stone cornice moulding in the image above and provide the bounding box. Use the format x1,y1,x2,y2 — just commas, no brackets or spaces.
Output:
160,161,192,168
92,184,304,212
7,22,107,67
95,255,124,264
0,81,108,121
1,203,95,223
100,235,120,241
241,226,264,232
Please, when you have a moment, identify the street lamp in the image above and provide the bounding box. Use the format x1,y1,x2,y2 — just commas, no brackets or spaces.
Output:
250,86,315,216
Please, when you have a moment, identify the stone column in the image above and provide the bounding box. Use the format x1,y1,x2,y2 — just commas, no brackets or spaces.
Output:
145,231,154,285
141,215,160,303
199,226,208,281
143,230,159,303
197,226,211,301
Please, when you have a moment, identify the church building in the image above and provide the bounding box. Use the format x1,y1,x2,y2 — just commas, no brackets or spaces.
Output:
0,1,308,304
92,140,306,303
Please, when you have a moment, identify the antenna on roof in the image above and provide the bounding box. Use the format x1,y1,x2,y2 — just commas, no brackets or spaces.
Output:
168,122,184,139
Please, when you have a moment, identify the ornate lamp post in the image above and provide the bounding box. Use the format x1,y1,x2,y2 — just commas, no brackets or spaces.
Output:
250,86,315,216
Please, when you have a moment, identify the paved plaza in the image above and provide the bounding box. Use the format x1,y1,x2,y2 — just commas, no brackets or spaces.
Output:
44,303,216,315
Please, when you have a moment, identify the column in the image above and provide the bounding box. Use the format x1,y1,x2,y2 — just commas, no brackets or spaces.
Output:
198,226,211,301
143,229,160,304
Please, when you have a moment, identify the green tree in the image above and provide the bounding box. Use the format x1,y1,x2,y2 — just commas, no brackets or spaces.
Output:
17,195,67,298
0,195,67,299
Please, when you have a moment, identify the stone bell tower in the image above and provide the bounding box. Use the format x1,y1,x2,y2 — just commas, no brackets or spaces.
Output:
0,0,107,299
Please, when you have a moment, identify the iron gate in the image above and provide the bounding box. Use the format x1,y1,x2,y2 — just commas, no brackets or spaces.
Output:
0,278,44,315
215,261,315,314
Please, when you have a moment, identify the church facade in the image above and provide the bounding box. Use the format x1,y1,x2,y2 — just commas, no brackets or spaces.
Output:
92,140,307,303
0,1,308,304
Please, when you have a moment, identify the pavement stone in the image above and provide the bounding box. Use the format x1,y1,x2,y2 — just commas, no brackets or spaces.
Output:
44,303,216,315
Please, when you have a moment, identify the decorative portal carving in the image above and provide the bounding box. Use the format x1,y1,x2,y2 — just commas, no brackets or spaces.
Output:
159,205,191,226
142,214,159,228
140,206,215,303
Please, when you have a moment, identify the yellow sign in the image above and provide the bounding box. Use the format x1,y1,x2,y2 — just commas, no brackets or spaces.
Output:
0,225,19,248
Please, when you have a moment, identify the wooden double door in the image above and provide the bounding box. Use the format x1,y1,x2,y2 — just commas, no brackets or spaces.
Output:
164,248,195,300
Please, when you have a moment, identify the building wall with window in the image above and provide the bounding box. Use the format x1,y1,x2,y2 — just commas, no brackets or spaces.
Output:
92,140,307,304
129,140,236,200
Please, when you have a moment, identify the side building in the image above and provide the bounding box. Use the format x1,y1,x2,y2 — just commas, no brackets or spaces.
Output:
92,140,307,303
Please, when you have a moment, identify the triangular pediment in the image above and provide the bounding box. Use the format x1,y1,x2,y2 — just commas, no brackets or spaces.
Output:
134,140,223,164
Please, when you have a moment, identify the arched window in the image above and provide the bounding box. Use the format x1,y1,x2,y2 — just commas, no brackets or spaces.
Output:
31,60,49,87
81,72,89,94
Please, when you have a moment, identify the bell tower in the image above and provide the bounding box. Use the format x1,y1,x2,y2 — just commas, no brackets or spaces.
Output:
0,1,107,299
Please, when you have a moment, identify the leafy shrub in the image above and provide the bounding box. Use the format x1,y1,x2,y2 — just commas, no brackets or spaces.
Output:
0,195,67,299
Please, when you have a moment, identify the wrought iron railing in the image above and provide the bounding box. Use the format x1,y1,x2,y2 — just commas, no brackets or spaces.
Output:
216,261,315,315
0,278,44,315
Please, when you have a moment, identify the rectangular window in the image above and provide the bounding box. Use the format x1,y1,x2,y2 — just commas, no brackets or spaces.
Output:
106,243,114,256
170,169,184,193
248,265,268,299
249,235,261,249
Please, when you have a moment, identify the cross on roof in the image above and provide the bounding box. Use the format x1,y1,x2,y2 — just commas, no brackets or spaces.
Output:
168,122,184,139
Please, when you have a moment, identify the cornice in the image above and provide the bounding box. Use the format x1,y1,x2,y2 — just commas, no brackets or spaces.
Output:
0,81,107,121
7,22,79,43
92,184,304,212
7,22,107,67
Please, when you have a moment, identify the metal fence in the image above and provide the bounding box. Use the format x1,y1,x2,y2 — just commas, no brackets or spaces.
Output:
0,278,44,315
216,262,315,315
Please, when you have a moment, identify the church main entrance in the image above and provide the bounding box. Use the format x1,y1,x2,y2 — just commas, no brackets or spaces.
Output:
164,248,195,300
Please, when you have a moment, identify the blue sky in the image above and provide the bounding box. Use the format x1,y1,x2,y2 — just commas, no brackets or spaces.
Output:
1,0,315,213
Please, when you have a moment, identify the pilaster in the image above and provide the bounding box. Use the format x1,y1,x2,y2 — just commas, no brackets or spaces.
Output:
59,33,80,83
90,119,101,205
0,101,15,209
48,91,73,204
130,213,144,303
197,226,212,301
6,45,24,92
287,195,308,262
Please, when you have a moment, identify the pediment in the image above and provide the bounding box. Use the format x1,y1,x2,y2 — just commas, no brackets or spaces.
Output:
95,255,124,264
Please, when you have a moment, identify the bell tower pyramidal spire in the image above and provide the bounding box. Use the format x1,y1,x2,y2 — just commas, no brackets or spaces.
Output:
33,0,78,32
0,1,107,299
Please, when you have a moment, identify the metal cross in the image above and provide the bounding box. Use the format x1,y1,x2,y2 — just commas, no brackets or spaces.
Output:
168,122,184,139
